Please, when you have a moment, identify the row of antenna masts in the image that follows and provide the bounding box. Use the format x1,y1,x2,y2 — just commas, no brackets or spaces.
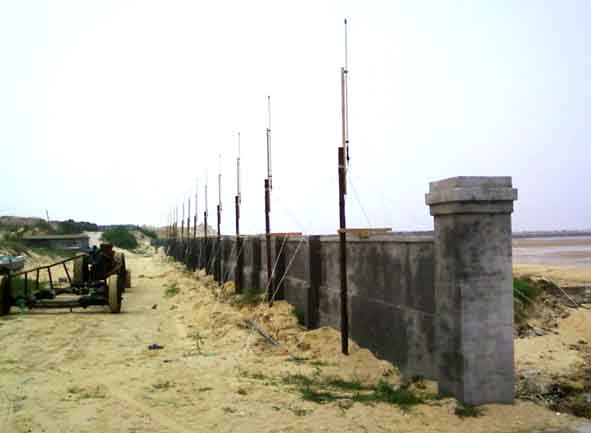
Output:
165,19,351,355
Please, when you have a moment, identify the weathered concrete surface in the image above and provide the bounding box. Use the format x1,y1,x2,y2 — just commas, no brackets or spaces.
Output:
427,176,517,405
242,237,262,291
165,176,518,406
282,239,309,323
346,238,436,379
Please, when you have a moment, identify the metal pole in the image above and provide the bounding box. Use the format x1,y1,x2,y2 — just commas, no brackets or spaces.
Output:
235,132,242,293
236,132,241,237
338,146,348,355
265,97,274,305
204,174,208,271
217,155,222,282
194,178,198,239
187,197,191,239
265,178,273,305
181,201,185,240
338,18,350,355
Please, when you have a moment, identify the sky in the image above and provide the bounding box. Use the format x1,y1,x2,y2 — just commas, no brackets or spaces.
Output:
1,0,590,235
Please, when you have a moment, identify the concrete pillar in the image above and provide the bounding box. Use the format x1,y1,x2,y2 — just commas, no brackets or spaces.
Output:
426,177,518,405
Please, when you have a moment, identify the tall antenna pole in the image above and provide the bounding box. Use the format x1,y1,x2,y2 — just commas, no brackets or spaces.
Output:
235,132,243,293
181,200,185,240
216,154,222,282
204,171,209,270
194,178,198,239
266,96,272,190
187,196,191,241
338,18,350,355
175,205,179,239
236,132,241,237
264,96,274,305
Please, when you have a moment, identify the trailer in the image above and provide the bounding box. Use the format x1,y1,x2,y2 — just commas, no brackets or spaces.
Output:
0,243,130,315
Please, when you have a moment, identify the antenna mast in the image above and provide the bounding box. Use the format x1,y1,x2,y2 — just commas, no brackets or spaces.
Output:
181,201,185,239
187,196,191,240
236,132,241,236
266,96,272,190
194,178,198,239
338,18,350,355
204,170,209,271
264,96,274,305
175,205,178,239
216,154,222,283
235,131,243,292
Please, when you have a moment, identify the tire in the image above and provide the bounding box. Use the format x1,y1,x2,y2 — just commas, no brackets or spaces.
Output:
0,276,12,316
115,253,129,291
125,270,132,289
107,275,122,313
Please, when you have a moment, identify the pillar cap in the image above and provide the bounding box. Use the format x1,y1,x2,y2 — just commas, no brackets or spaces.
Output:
425,176,518,215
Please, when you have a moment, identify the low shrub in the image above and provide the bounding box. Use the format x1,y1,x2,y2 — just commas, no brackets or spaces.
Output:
101,228,138,250
138,226,158,239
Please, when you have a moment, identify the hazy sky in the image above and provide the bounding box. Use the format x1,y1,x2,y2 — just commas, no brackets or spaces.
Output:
1,1,590,234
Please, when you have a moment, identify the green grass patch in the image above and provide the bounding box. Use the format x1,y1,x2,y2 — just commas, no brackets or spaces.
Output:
454,402,484,418
164,283,179,297
280,374,427,410
101,228,138,250
232,287,264,307
300,387,342,404
282,374,315,387
513,277,542,304
287,355,309,364
371,380,424,407
325,377,365,391
513,276,544,323
294,308,306,326
309,360,332,367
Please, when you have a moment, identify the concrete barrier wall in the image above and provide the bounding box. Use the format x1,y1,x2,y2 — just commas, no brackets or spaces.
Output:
164,176,517,405
170,233,436,380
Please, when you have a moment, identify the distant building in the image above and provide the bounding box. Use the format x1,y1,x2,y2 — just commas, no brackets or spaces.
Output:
21,234,90,251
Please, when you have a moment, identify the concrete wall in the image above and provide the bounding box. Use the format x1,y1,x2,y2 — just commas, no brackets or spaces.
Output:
170,233,436,380
165,176,517,405
23,237,90,251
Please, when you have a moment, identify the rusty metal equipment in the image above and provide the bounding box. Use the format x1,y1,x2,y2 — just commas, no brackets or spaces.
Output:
0,243,131,316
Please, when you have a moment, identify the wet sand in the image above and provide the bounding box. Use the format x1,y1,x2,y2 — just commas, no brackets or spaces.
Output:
514,237,591,284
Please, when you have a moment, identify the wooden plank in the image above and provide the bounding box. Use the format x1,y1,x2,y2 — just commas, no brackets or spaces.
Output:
270,232,303,238
337,227,392,239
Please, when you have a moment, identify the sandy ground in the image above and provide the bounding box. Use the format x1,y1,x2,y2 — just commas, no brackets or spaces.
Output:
514,264,591,286
515,307,591,377
0,248,587,433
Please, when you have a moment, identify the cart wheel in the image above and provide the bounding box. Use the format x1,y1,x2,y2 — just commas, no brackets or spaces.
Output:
125,269,132,289
0,276,12,316
107,275,122,313
115,253,129,291
121,254,131,288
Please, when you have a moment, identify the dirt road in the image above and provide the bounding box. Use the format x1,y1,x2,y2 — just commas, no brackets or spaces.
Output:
0,249,586,433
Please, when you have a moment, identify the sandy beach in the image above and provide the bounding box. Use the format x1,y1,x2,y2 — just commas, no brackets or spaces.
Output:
0,246,587,433
514,236,591,285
